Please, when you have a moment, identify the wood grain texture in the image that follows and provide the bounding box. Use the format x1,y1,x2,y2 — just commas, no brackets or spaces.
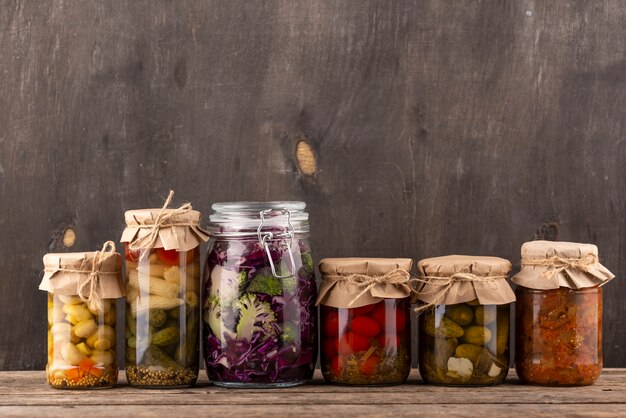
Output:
1,0,625,370
1,370,626,417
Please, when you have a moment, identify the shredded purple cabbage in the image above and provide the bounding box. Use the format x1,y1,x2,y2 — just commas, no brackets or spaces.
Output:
203,237,317,385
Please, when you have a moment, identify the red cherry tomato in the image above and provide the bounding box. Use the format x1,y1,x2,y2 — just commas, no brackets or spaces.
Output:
125,245,140,262
156,248,195,266
370,302,387,329
352,304,376,316
377,334,401,348
330,357,344,376
350,316,381,338
360,354,381,376
322,310,340,338
323,338,339,357
338,332,370,355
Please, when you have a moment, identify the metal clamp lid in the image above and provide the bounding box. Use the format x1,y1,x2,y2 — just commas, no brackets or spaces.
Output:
257,209,297,279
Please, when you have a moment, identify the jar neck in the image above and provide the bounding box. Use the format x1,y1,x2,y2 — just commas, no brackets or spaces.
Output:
208,201,310,238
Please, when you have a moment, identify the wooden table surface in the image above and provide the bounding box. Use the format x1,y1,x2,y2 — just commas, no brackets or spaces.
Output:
1,369,625,417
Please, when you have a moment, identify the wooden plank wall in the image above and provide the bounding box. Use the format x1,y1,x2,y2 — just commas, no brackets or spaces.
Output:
1,0,625,370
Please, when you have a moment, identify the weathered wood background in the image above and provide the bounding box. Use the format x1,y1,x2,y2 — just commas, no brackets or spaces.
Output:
1,1,625,370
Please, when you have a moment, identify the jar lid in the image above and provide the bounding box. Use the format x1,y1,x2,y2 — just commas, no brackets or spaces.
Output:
120,192,209,252
414,255,515,305
316,258,413,308
39,242,124,312
512,240,615,290
209,201,309,237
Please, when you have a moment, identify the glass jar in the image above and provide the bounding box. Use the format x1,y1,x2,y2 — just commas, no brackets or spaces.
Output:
46,295,119,389
41,246,123,389
511,240,614,386
418,300,510,386
320,298,411,385
202,202,318,388
124,245,201,388
515,286,602,385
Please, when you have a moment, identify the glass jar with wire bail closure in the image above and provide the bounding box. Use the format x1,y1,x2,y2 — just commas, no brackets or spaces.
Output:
120,191,210,388
413,255,515,386
513,241,615,386
39,242,124,389
316,258,413,385
202,202,318,388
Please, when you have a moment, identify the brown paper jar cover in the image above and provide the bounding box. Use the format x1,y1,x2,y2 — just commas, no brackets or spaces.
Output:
316,257,413,309
120,208,210,251
512,240,615,290
39,251,124,299
414,255,515,305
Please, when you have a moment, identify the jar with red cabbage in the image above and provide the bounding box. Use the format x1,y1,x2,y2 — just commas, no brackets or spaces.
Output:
203,202,318,388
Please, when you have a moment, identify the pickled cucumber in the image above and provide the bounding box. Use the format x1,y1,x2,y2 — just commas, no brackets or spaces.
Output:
142,345,182,370
474,305,497,325
445,305,473,326
455,344,483,363
461,326,492,346
423,315,464,338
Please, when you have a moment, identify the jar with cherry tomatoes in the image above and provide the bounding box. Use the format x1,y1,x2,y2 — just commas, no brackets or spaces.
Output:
317,258,412,385
512,241,615,386
120,194,209,388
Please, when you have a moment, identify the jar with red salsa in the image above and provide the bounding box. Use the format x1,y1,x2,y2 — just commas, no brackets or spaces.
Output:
512,241,615,386
316,258,412,385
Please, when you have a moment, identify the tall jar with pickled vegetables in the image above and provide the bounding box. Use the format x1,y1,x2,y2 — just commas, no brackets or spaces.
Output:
120,191,209,388
316,258,412,385
414,255,515,386
203,202,317,388
512,241,615,386
40,242,124,389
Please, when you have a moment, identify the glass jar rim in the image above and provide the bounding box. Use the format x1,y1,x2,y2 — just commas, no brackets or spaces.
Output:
208,201,309,237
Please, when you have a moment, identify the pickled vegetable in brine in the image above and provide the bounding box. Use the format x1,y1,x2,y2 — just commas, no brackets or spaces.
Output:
418,300,510,386
515,286,602,386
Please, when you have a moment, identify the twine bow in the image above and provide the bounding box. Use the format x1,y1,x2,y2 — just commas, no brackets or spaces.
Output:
410,272,506,313
520,253,598,280
74,241,118,313
328,268,411,307
128,190,195,260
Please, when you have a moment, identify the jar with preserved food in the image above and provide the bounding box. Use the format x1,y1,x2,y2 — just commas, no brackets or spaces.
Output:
317,258,412,385
513,241,615,386
120,191,209,388
40,242,124,389
413,255,515,386
203,202,317,388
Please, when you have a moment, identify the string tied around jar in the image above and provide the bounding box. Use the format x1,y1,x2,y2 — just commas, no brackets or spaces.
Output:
127,190,196,260
410,272,506,313
520,253,598,280
75,241,118,313
327,268,411,307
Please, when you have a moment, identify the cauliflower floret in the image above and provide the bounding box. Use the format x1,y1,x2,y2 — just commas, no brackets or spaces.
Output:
233,293,276,341
446,357,473,380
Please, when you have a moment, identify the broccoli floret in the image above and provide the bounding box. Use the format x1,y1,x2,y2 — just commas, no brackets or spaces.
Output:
301,252,314,274
247,269,297,296
280,322,298,344
233,293,276,341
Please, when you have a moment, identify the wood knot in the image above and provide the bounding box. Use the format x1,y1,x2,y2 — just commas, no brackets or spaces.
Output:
295,139,317,176
533,221,559,241
63,228,76,248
